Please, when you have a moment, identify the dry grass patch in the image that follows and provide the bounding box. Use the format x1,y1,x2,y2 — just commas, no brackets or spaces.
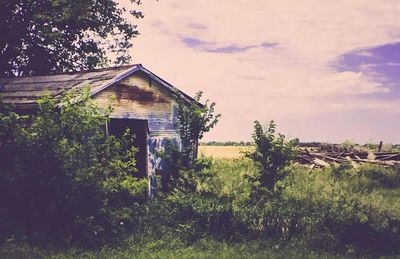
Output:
199,146,254,158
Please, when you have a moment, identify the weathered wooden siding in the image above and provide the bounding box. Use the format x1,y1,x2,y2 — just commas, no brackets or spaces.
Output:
92,71,180,136
92,71,181,194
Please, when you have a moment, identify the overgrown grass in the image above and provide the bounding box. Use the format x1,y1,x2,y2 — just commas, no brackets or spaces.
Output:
376,188,400,213
2,158,400,258
197,157,258,196
0,238,346,259
200,160,400,255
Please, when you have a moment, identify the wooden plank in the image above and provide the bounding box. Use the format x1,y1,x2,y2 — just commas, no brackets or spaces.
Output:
313,158,330,167
351,158,396,166
346,156,359,168
1,69,122,93
2,81,80,92
1,90,61,98
380,154,400,161
1,70,119,85
324,155,347,163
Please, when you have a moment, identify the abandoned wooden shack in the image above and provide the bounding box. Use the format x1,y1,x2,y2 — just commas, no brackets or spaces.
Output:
0,64,201,194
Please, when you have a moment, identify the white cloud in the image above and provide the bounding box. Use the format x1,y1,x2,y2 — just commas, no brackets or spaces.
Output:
123,0,400,142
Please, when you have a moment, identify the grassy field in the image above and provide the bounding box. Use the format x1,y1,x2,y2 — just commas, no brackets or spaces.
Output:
0,239,345,259
2,157,400,258
199,145,254,158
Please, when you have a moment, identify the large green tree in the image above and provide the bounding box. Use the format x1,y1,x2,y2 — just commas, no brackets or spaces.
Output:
0,0,143,77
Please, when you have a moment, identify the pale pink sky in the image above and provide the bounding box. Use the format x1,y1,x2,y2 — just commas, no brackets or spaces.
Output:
126,0,400,143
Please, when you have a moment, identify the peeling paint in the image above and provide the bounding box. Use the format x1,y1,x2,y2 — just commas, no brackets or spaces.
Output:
147,134,181,196
114,83,169,104
93,72,184,196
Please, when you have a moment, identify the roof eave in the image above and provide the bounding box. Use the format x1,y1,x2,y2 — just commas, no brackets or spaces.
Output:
138,66,204,108
89,64,142,97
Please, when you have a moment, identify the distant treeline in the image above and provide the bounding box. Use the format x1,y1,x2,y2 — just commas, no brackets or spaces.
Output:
201,141,400,149
200,141,255,146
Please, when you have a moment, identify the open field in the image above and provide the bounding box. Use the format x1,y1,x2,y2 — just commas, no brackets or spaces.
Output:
199,145,254,158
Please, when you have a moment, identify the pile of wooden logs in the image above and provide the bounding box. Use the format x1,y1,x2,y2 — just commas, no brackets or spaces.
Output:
297,150,400,168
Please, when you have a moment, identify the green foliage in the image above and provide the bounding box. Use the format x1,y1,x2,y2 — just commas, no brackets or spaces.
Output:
157,91,220,192
197,158,258,197
0,90,147,246
333,164,400,191
157,140,214,193
178,91,221,166
277,165,400,253
1,153,400,256
0,238,342,259
153,122,400,255
1,97,399,257
232,162,400,254
151,191,238,241
0,0,143,77
246,120,298,191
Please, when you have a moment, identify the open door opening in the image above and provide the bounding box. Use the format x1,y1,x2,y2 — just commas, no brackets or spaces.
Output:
108,118,148,178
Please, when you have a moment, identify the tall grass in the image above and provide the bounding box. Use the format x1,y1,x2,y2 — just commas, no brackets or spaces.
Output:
1,158,400,257
198,157,258,196
0,238,344,259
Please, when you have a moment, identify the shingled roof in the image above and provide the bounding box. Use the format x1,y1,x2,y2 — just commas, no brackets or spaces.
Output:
0,64,199,110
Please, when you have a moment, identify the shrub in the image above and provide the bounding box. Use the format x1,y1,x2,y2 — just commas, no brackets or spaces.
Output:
156,140,214,193
0,90,147,247
156,91,220,193
177,91,220,167
246,120,298,191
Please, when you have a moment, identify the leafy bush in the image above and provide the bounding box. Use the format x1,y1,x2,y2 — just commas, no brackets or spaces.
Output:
177,91,220,167
156,91,220,193
246,120,298,191
156,140,214,193
0,90,147,247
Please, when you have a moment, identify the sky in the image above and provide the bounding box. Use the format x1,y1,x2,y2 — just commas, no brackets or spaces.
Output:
126,0,400,143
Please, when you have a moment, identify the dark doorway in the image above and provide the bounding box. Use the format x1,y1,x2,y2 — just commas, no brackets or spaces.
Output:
108,119,148,178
